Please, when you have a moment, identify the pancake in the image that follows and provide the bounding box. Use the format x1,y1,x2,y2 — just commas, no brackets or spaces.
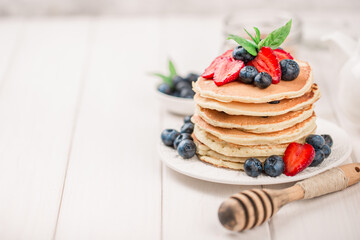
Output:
193,60,312,103
192,113,317,146
194,137,267,163
196,105,314,133
193,126,296,157
197,154,244,170
194,84,320,116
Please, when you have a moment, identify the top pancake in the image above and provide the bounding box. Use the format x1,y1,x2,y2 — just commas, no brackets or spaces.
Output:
194,60,312,103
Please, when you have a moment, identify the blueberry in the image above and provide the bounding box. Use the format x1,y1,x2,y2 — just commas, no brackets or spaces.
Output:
175,80,191,92
180,122,194,134
321,134,333,147
239,66,258,84
321,144,331,158
161,129,180,147
280,59,300,81
305,134,325,150
186,73,199,82
179,88,194,98
172,75,184,87
310,150,325,167
173,133,193,149
173,91,181,97
177,139,196,159
268,100,280,104
158,83,172,95
232,46,256,63
184,115,193,123
264,155,285,177
244,158,263,177
254,72,272,89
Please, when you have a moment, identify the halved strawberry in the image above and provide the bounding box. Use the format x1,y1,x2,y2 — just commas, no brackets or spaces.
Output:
247,47,281,84
201,50,234,79
274,49,294,61
283,142,315,176
213,57,244,86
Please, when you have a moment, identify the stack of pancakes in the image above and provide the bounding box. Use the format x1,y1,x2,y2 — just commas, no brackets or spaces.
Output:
191,60,320,170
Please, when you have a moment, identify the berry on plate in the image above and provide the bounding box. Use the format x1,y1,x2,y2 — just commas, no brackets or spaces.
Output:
283,142,315,176
177,139,196,159
180,122,194,134
248,47,281,84
161,129,180,147
173,133,193,149
321,134,333,147
254,72,272,89
305,134,326,150
201,50,233,79
273,49,294,61
184,115,193,123
232,46,255,63
244,158,263,177
239,66,258,84
309,149,325,167
280,59,300,81
213,57,245,86
264,155,285,177
321,144,331,158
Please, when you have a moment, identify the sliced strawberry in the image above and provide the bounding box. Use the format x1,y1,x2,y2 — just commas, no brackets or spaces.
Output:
213,57,244,86
201,50,234,79
274,49,294,61
283,142,315,176
248,47,281,84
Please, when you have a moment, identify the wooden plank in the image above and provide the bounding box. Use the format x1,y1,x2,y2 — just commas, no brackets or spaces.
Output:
0,18,91,239
54,18,162,240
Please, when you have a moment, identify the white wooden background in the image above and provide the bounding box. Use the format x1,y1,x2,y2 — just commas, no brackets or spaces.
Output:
0,16,359,240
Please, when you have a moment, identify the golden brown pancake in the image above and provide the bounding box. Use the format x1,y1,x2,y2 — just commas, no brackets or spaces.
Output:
193,60,312,103
194,84,320,116
192,113,317,145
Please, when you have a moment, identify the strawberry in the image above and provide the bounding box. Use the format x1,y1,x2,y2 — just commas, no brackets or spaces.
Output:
213,57,244,86
274,49,294,61
283,142,315,176
248,47,281,84
201,50,234,79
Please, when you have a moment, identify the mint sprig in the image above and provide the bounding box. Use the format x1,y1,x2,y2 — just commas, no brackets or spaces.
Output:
151,60,177,87
227,19,292,56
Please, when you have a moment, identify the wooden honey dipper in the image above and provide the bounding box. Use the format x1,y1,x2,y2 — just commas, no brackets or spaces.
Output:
218,163,360,232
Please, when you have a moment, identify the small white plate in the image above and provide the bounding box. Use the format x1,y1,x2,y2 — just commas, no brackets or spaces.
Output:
158,118,352,185
155,88,195,116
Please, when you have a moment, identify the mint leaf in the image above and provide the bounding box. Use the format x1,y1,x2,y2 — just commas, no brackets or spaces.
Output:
168,60,177,78
254,27,261,44
152,73,173,87
244,28,257,44
258,19,292,49
227,34,258,56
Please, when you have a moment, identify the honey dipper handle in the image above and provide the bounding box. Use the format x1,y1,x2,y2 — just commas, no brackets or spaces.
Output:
296,163,360,199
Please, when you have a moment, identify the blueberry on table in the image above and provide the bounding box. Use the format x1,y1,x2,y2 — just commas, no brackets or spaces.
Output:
321,144,331,158
172,75,184,87
158,83,172,95
280,59,300,81
179,88,194,98
264,155,285,177
161,129,180,147
244,158,263,177
186,73,199,82
177,139,196,159
310,150,325,167
239,66,258,84
254,72,272,89
173,133,193,149
180,122,194,134
321,134,333,147
184,115,193,123
232,46,255,63
305,134,325,150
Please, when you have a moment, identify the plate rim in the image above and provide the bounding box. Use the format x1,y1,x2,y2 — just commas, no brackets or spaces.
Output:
158,118,352,185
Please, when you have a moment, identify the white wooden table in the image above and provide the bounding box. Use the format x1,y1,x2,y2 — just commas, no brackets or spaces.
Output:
0,16,359,240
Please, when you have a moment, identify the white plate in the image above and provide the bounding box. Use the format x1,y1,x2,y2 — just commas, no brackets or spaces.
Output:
158,118,352,185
